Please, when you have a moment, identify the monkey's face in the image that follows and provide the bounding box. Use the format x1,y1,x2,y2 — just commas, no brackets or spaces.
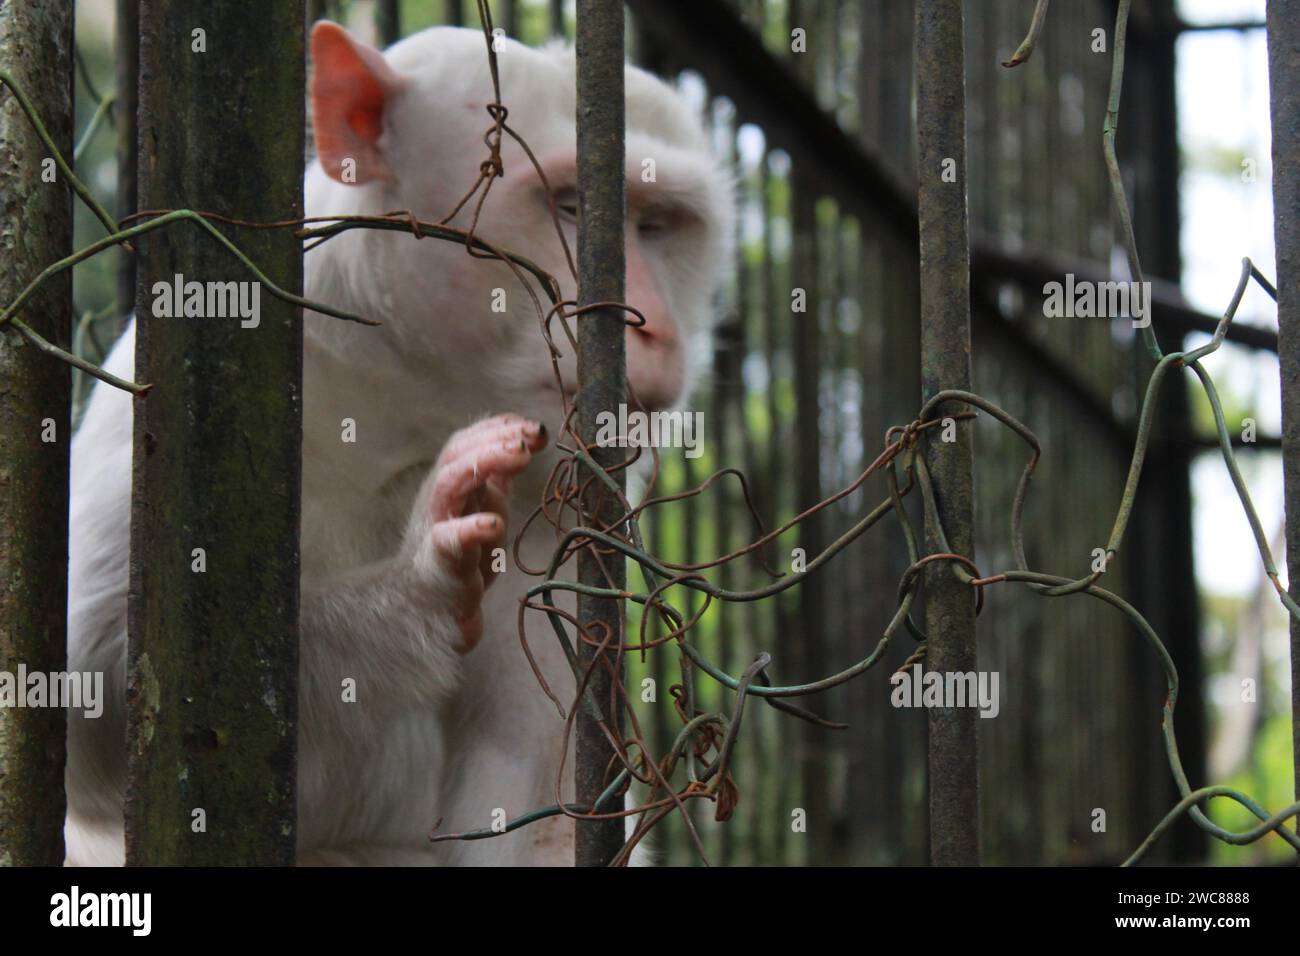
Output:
308,24,733,438
389,31,731,421
486,130,731,419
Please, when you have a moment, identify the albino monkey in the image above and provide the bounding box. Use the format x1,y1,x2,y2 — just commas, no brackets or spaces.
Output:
64,23,732,865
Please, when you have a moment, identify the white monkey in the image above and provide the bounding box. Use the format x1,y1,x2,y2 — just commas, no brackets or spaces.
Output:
64,23,732,865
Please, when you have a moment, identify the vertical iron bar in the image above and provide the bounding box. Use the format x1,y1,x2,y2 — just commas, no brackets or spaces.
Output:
376,0,401,45
0,0,74,868
1128,0,1204,860
126,0,303,865
761,153,789,864
787,0,828,868
915,0,979,867
874,0,924,865
853,2,888,860
791,173,826,863
714,116,738,867
1267,0,1300,834
115,0,138,324
574,0,626,867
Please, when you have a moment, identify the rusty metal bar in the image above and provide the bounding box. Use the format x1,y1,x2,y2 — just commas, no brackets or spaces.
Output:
915,0,979,867
1266,0,1300,838
126,0,303,865
574,0,626,867
0,0,74,867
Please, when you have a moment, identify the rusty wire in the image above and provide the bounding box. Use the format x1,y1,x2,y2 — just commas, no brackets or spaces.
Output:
3,0,1298,866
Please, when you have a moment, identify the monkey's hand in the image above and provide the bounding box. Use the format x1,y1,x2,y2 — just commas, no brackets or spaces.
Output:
401,414,548,653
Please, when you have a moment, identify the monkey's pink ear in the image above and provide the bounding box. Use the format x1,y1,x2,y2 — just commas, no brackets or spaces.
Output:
310,21,405,184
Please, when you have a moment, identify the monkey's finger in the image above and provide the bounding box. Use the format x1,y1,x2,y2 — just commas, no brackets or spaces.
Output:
431,513,503,578
430,518,492,649
437,416,546,468
430,441,537,521
452,608,485,655
426,520,491,600
438,424,546,479
438,417,525,467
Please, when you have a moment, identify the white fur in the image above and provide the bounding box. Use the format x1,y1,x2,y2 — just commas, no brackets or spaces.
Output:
65,26,731,866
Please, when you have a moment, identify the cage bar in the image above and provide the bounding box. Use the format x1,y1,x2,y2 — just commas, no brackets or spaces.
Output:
573,0,628,867
915,0,980,867
114,0,138,322
1266,0,1300,835
0,0,74,868
125,0,303,865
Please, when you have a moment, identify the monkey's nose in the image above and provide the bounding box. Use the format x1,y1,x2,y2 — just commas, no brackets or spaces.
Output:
627,308,678,352
626,328,684,412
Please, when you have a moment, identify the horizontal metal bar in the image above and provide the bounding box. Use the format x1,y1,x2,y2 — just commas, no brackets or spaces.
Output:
1191,434,1282,450
1173,20,1267,33
973,244,1280,354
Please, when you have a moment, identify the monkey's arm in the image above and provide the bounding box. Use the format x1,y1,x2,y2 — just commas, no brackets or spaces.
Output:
294,414,546,783
296,558,465,744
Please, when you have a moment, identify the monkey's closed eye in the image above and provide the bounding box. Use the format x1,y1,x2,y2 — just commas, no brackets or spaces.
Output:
550,187,578,223
638,214,668,237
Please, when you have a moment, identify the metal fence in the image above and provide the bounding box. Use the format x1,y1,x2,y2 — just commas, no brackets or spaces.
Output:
0,0,1296,867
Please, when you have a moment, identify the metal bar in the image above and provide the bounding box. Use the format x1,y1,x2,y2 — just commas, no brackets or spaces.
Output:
713,105,739,867
126,0,303,865
787,0,827,867
875,0,925,865
574,0,626,868
790,171,828,862
733,155,763,863
376,0,401,45
1266,0,1300,841
115,0,138,323
971,244,1280,354
1131,2,1205,861
761,153,791,864
0,0,74,867
852,0,887,865
1171,20,1267,34
915,0,979,867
